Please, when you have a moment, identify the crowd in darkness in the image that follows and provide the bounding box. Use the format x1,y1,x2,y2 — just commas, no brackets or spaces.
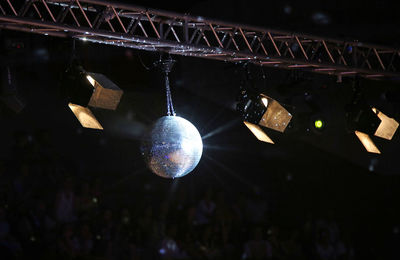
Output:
0,130,396,260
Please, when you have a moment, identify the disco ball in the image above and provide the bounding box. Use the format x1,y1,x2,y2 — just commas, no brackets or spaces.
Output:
141,116,203,178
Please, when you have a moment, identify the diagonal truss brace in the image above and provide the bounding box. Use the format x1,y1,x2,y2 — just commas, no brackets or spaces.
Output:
1,0,400,80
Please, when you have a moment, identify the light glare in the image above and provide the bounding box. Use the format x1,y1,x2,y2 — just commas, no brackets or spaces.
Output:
314,119,323,129
86,75,95,86
261,97,269,107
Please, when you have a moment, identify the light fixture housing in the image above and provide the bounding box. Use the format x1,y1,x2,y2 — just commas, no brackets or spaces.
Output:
239,93,292,133
372,107,399,140
85,73,123,110
64,64,123,129
237,90,292,144
66,66,123,110
346,99,398,153
346,99,381,136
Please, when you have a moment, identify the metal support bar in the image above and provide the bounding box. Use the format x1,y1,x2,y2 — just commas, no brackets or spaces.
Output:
0,0,399,80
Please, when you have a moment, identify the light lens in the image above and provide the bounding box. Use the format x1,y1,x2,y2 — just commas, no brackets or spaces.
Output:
314,119,324,129
86,75,95,86
261,97,269,107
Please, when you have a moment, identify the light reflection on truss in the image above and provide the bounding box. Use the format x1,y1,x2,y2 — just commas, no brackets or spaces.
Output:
1,0,400,79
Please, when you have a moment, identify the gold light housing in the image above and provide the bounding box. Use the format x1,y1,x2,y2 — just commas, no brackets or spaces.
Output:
66,70,123,130
355,130,381,154
86,72,123,110
244,121,274,144
258,94,292,133
68,103,103,130
372,107,399,140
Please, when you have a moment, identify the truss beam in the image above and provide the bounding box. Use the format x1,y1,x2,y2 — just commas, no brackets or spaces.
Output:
1,0,400,79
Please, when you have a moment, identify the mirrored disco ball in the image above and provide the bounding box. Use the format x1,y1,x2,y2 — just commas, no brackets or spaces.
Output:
141,116,203,178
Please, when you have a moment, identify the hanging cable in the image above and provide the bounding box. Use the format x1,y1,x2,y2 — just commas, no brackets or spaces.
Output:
154,55,176,116
165,71,176,116
136,52,152,71
165,71,171,116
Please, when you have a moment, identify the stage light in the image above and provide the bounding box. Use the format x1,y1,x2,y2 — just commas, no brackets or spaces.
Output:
243,121,274,144
314,119,324,129
84,72,123,110
312,116,327,132
354,131,381,154
372,107,399,140
64,64,123,129
237,88,291,144
345,86,399,153
346,101,381,136
258,94,292,132
346,96,398,153
355,107,399,141
238,93,292,133
66,67,123,110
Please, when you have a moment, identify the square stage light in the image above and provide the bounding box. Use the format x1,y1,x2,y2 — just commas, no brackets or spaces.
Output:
86,73,123,110
372,108,399,140
241,94,292,133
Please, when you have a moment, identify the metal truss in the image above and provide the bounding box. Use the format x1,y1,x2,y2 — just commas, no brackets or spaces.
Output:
1,0,400,79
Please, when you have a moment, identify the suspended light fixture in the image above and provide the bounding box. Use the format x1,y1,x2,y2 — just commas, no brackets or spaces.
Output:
84,73,123,110
371,107,399,140
348,106,398,154
64,63,123,130
353,108,398,154
257,94,293,132
237,87,292,143
346,80,398,154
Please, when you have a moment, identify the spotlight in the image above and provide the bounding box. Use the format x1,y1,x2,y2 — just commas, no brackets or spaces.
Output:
237,90,292,143
346,99,381,136
346,88,398,153
258,94,292,132
311,116,326,133
314,119,324,129
238,93,292,132
84,73,123,110
371,107,399,140
64,64,123,129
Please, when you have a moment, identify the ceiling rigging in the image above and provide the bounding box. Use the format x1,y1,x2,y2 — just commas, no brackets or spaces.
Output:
0,0,400,79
